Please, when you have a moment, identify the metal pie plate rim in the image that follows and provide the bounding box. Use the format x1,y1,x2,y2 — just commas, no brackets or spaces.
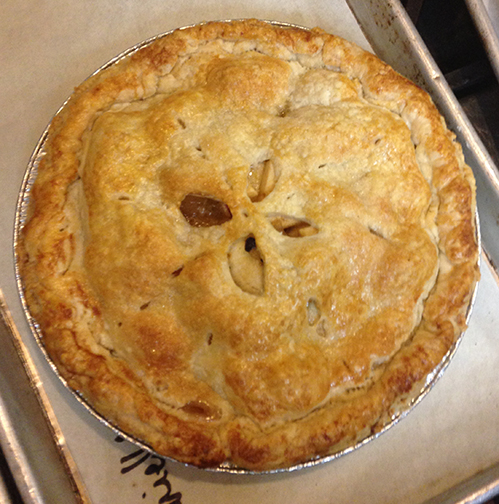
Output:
13,19,481,475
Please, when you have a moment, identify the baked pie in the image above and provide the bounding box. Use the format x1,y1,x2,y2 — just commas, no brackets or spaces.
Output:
18,19,480,470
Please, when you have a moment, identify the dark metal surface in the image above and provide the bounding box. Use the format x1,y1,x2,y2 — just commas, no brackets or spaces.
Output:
465,0,499,83
403,0,499,168
0,446,19,503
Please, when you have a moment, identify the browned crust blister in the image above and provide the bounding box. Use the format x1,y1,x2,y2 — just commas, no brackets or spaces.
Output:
18,19,479,470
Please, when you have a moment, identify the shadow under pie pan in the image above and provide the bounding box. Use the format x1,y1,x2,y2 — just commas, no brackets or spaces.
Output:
14,20,481,473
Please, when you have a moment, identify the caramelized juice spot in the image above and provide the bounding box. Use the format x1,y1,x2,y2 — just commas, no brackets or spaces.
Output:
180,194,232,227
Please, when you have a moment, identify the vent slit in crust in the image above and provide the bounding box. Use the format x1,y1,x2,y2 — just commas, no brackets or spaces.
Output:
269,214,319,237
306,298,321,326
247,159,278,202
227,234,265,296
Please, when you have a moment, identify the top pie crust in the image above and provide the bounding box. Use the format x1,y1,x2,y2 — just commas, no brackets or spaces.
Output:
18,20,480,470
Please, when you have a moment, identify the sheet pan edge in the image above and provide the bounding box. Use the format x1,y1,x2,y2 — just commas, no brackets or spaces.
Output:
0,290,91,504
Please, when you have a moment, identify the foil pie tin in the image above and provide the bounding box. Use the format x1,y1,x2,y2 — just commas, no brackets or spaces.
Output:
13,20,481,474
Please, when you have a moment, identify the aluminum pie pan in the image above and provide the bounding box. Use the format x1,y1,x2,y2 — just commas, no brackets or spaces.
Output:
13,20,481,475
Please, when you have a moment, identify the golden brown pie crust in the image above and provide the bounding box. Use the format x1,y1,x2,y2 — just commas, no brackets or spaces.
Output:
18,20,479,470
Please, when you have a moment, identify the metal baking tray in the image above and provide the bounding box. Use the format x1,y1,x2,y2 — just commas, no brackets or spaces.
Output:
465,0,499,83
5,0,499,501
0,291,90,503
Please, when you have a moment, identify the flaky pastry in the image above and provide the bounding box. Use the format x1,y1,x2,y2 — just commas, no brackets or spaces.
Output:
18,20,480,470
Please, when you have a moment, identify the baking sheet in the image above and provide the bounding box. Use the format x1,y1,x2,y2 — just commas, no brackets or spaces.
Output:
465,0,499,83
1,0,499,503
0,291,90,504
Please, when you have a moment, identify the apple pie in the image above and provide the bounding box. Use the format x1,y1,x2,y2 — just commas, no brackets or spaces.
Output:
18,19,480,470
